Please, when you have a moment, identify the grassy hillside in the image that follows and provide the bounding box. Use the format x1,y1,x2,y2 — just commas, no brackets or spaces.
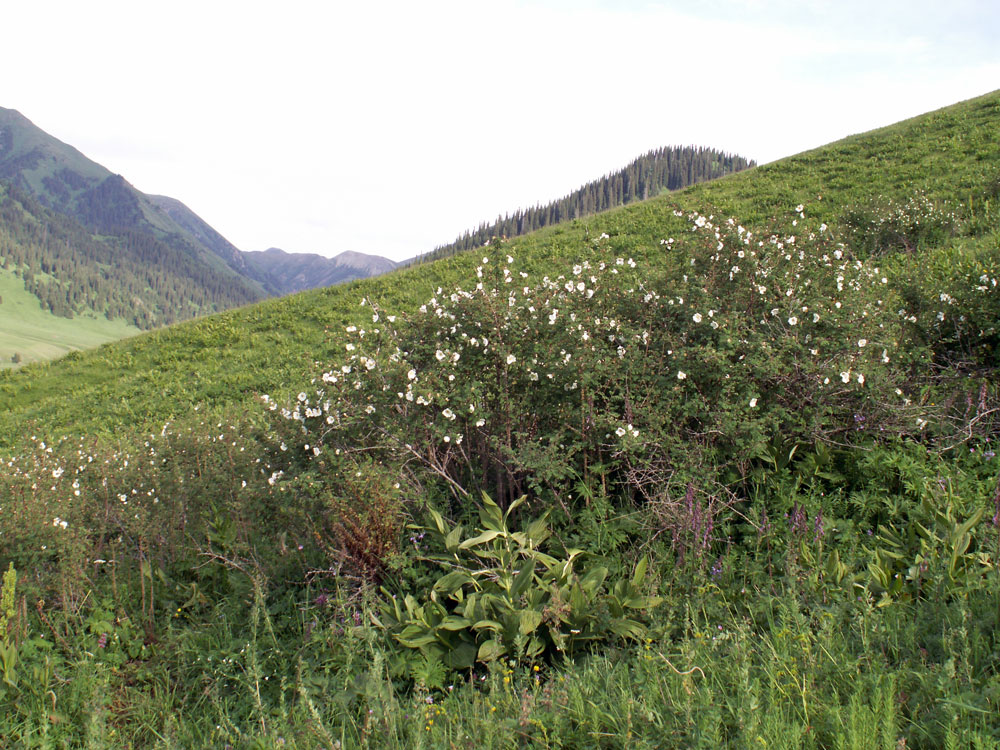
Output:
0,91,998,748
0,269,140,368
2,90,998,443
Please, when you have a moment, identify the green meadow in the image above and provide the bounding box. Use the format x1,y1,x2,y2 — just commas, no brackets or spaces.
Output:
0,270,140,370
0,91,998,748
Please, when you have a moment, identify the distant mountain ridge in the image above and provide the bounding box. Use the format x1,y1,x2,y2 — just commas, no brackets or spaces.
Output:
244,248,397,295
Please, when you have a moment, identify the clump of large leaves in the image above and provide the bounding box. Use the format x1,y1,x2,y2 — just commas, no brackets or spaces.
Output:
376,493,659,673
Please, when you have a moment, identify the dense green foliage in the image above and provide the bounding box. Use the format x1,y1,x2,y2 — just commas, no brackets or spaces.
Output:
418,145,755,264
0,91,999,748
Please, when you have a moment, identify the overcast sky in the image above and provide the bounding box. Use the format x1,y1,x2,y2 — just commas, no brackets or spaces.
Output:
5,0,999,261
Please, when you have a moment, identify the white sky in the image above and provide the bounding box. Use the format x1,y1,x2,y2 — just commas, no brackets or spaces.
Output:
4,0,999,261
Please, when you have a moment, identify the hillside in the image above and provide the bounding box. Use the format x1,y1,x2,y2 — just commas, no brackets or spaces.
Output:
0,268,140,368
416,144,755,264
3,91,997,441
0,107,754,363
0,91,998,748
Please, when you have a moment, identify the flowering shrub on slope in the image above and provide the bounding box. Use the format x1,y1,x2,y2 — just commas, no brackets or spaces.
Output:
275,204,968,531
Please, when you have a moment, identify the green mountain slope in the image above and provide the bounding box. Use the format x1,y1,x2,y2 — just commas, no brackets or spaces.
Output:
0,268,140,367
0,107,267,333
416,144,756,264
0,182,263,329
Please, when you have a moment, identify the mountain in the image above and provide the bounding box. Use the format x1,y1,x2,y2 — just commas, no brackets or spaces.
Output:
0,106,398,349
145,194,257,279
0,106,266,326
243,247,397,295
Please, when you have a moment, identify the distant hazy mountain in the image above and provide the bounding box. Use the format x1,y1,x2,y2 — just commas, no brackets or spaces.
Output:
0,106,397,334
244,248,397,295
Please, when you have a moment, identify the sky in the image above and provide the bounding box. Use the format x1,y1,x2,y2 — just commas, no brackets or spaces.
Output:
4,0,999,262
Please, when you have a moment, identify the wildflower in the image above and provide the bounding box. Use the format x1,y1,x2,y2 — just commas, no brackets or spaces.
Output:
788,316,798,326
840,371,851,384
407,369,417,380
506,354,516,365
442,408,456,421
857,338,867,348
692,313,703,323
749,397,758,408
677,370,687,380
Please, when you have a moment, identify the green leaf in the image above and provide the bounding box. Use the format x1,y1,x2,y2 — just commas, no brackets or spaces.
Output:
526,636,545,658
426,507,448,537
511,559,536,597
445,642,477,670
505,494,529,521
518,609,543,636
477,639,505,663
444,524,464,552
459,530,502,549
631,556,649,589
434,570,475,596
525,514,551,546
579,566,608,594
438,616,472,631
607,618,646,640
471,619,503,633
479,492,504,531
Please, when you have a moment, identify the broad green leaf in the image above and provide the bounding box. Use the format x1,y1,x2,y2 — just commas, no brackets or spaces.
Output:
434,570,475,595
518,609,543,636
526,636,545,658
607,618,645,640
526,514,550,546
477,639,505,662
426,507,447,537
511,559,536,597
625,595,662,609
631,556,649,589
444,524,464,552
471,619,503,632
439,616,472,631
445,642,477,670
459,530,502,549
479,492,504,531
580,566,608,594
505,494,529,521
